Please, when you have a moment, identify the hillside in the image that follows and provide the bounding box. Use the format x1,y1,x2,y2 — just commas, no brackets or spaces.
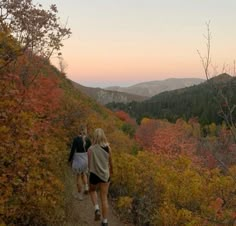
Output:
107,74,236,125
0,3,141,224
71,81,147,104
1,51,139,225
105,77,205,97
1,2,236,226
2,36,236,226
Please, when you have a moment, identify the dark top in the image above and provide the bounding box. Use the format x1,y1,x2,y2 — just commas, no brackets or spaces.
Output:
101,145,109,153
68,136,91,162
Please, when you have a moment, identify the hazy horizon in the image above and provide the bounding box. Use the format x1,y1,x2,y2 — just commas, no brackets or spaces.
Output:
38,0,236,87
73,75,206,88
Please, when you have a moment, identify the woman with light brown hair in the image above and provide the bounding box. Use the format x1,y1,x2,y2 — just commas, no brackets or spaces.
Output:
68,124,91,200
88,128,113,226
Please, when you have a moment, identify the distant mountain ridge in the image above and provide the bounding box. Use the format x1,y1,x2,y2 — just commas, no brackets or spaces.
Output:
105,78,205,97
70,81,148,105
106,73,236,125
71,78,205,105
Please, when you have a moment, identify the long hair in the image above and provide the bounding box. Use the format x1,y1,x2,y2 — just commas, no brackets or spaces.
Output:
93,128,109,147
79,124,87,151
79,124,87,136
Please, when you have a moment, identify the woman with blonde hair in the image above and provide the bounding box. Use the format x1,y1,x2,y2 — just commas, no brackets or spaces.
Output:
68,124,91,200
88,128,113,226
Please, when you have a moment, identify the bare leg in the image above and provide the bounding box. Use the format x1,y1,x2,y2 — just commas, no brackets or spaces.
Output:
99,182,110,221
76,174,82,192
89,184,98,206
81,172,89,194
89,183,101,220
81,172,88,186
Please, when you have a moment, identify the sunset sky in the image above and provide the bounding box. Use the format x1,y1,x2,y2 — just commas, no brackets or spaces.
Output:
38,0,236,87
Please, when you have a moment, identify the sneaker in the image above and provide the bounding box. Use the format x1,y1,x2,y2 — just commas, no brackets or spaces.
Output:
73,191,83,200
94,209,101,221
101,222,108,226
84,184,89,194
78,192,83,201
73,191,79,199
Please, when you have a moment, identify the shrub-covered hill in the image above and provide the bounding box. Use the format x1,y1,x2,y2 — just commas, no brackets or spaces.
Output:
1,49,236,226
0,2,138,224
0,51,138,225
1,2,235,225
107,73,236,125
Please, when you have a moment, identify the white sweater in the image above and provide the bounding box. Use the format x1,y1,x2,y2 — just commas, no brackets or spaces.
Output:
89,144,110,182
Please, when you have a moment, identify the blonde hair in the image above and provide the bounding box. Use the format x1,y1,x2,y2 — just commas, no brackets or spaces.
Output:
79,124,87,151
93,128,109,147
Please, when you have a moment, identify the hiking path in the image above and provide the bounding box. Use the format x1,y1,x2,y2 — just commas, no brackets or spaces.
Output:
65,166,133,226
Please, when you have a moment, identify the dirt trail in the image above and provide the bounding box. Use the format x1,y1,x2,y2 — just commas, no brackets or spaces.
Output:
65,166,133,226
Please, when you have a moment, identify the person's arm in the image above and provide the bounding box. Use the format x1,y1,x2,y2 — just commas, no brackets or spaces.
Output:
68,138,76,162
108,147,113,176
87,148,91,170
85,137,92,151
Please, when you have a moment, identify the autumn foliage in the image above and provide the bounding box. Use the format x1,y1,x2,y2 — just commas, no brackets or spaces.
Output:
0,36,138,225
1,1,236,226
0,1,71,224
0,56,66,224
111,116,236,225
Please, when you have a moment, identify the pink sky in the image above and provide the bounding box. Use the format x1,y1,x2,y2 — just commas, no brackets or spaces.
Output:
39,0,236,87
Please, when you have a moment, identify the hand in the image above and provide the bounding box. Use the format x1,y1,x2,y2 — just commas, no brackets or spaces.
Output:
109,170,113,178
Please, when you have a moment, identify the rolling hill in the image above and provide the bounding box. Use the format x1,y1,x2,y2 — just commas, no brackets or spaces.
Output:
107,74,236,125
70,81,148,104
105,77,205,97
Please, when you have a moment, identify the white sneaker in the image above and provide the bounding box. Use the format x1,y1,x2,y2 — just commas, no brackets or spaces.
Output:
84,184,89,194
73,191,83,200
73,191,79,198
78,192,83,200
